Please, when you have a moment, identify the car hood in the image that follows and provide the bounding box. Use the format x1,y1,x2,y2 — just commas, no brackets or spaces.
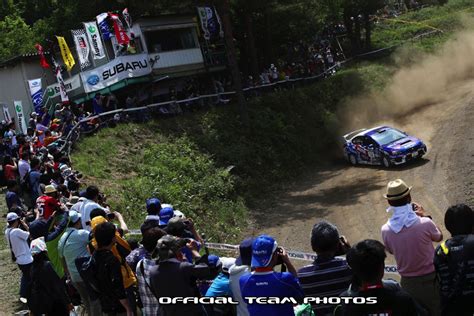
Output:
382,136,422,152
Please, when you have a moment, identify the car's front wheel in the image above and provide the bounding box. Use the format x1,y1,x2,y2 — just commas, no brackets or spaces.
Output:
348,154,358,166
382,156,391,168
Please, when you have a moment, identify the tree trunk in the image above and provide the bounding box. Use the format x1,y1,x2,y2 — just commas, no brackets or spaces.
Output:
354,15,362,54
216,0,249,127
364,13,371,51
245,12,259,77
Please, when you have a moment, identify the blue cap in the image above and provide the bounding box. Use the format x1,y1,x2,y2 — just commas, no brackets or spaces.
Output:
69,210,81,224
251,235,278,268
146,198,161,210
236,237,254,266
159,207,174,225
208,254,221,268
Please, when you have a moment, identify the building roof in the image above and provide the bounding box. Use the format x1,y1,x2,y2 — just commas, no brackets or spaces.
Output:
0,52,49,68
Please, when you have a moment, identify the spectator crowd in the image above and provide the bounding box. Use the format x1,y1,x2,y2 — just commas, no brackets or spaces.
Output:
2,108,473,316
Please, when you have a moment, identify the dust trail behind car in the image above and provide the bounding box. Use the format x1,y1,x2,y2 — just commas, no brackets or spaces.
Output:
338,27,474,133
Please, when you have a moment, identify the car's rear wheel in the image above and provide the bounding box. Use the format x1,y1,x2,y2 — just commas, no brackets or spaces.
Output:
348,154,357,166
382,156,391,168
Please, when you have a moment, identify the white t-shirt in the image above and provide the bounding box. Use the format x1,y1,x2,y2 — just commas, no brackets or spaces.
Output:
18,160,30,179
79,199,108,231
4,228,33,265
229,264,251,316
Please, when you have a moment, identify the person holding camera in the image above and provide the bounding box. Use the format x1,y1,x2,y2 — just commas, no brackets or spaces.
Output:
4,212,33,303
79,185,110,231
381,179,443,316
298,221,352,315
240,234,304,316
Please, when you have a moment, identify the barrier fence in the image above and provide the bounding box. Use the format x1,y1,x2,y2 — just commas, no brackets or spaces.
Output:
128,229,399,275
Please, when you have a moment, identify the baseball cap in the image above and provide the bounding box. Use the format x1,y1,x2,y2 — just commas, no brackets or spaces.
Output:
236,237,254,266
221,257,236,273
251,235,278,268
30,237,47,255
69,210,81,224
208,254,221,269
173,210,185,219
156,235,187,260
6,212,19,223
146,197,161,209
159,207,174,225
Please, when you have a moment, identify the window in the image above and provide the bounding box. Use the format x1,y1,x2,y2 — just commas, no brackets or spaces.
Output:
145,28,197,53
370,128,406,146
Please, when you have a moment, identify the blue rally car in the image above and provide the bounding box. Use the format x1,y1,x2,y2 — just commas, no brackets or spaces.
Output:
343,126,427,167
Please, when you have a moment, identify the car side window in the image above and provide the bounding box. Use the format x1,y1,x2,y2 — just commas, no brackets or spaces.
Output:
352,136,364,145
364,136,377,147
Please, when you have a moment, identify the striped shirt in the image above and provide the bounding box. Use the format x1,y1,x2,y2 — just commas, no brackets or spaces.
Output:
297,257,352,315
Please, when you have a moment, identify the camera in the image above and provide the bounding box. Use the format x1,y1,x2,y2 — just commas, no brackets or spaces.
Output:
106,212,115,221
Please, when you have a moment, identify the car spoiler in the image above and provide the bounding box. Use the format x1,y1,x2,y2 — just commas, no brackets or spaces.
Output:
343,129,366,142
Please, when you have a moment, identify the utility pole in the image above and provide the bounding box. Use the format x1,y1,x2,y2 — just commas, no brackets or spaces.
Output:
216,0,249,127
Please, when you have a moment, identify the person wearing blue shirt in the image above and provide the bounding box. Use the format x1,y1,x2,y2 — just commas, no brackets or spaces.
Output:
240,235,305,316
29,157,42,202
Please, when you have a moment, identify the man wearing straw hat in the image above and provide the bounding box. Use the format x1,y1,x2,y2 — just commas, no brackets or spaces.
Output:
381,179,443,316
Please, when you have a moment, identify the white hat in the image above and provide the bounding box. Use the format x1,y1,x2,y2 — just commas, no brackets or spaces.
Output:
173,210,185,219
6,212,19,222
220,257,236,273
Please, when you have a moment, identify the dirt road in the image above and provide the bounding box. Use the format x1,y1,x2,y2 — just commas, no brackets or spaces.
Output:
252,80,474,265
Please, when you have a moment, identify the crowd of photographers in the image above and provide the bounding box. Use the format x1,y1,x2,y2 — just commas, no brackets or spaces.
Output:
3,128,474,316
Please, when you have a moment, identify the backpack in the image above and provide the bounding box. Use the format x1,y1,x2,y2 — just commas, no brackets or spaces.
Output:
27,265,53,313
75,255,100,300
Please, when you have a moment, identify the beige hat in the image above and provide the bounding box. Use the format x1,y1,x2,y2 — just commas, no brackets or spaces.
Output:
384,179,412,200
44,185,57,194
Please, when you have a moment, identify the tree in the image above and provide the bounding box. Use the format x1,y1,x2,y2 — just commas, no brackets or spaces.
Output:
0,12,36,61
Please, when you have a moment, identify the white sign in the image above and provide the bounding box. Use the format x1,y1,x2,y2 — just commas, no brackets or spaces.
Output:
14,101,27,134
2,104,12,124
80,54,152,93
27,78,43,112
46,75,82,99
84,21,106,60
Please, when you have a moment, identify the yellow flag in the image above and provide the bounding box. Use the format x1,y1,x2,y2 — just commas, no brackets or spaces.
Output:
56,36,75,71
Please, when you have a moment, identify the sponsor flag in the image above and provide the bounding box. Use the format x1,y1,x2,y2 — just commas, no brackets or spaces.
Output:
27,79,43,113
34,43,50,68
56,36,75,71
96,13,112,40
84,21,106,60
122,8,132,29
72,29,91,70
197,7,224,41
109,12,130,45
14,101,28,134
2,104,12,124
51,55,69,103
197,7,210,40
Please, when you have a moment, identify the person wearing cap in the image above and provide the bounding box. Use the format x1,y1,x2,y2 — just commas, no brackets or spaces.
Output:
35,184,63,220
27,237,73,315
158,206,174,228
229,238,254,316
150,235,211,316
140,197,162,234
166,217,204,263
381,179,443,316
58,211,102,316
206,256,236,297
135,227,167,316
297,221,352,315
239,234,304,316
5,212,33,303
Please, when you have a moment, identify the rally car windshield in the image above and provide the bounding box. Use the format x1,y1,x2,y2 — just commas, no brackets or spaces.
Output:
371,128,406,146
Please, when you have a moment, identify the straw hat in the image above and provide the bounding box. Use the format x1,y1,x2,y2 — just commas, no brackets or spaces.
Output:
44,185,57,194
383,179,412,201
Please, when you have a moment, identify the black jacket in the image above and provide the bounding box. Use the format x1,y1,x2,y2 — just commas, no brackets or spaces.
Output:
94,249,127,313
150,257,211,316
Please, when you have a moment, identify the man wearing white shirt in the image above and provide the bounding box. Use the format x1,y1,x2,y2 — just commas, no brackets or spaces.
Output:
79,186,108,231
18,152,31,180
5,212,33,303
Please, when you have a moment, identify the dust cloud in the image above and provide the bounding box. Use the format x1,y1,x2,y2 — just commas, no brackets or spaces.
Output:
338,28,474,132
